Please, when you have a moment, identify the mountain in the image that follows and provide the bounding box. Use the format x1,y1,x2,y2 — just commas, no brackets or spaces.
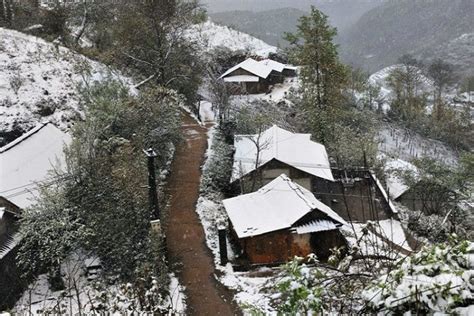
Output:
0,27,134,145
209,8,305,48
208,2,383,48
339,0,474,76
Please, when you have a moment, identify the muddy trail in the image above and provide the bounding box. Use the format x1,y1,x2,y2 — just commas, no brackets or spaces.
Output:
165,112,239,315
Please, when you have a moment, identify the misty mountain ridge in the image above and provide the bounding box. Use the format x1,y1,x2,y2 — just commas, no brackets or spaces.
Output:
340,0,474,76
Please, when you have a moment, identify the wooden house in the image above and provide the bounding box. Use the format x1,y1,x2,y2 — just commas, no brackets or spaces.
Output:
219,58,297,94
223,174,348,265
0,122,71,309
231,125,399,223
232,125,334,192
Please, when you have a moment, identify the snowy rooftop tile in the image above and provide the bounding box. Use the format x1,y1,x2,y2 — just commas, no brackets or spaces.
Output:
0,123,71,209
232,125,334,182
223,174,347,238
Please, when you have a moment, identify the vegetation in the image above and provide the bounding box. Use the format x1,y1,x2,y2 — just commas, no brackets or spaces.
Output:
17,80,182,292
285,7,378,168
362,237,473,314
399,154,474,242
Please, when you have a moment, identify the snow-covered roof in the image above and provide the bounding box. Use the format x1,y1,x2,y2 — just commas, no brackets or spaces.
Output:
0,123,71,209
223,75,260,83
220,58,273,79
223,174,347,238
232,125,334,182
385,158,418,200
259,59,285,72
220,58,297,81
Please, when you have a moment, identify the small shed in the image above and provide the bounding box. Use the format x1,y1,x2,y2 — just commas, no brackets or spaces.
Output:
223,174,348,265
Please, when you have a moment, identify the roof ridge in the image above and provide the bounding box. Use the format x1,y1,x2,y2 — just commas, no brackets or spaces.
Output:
0,122,49,154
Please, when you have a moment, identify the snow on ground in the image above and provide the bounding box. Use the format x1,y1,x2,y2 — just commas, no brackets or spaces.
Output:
0,27,134,140
229,76,299,107
378,123,459,165
342,220,412,260
369,64,434,104
199,101,215,122
383,156,418,200
185,20,278,57
14,253,187,315
168,273,186,315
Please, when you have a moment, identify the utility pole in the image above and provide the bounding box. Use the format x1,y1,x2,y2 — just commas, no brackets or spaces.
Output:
144,147,160,220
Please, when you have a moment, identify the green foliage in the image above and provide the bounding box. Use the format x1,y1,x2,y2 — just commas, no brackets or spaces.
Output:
285,7,377,168
399,154,474,241
460,75,474,93
17,183,90,279
362,236,473,314
272,256,324,315
200,129,234,195
103,0,203,106
285,7,348,114
18,80,182,283
63,81,181,278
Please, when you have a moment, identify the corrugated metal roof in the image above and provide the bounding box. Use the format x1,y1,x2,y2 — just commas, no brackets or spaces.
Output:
292,220,338,235
0,233,21,260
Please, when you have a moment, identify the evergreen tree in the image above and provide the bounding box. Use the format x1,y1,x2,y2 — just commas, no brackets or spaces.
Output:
285,6,348,144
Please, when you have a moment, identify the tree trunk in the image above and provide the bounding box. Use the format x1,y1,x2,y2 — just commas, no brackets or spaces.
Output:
5,0,12,26
0,1,5,26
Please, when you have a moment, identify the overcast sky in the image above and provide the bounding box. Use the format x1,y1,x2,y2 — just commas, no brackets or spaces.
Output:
201,0,384,13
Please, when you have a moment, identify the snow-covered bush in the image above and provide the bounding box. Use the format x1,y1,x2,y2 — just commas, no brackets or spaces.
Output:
272,256,324,314
361,236,473,314
200,129,234,195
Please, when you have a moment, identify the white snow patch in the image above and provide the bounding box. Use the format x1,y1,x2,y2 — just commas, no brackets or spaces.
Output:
185,20,277,58
0,27,134,137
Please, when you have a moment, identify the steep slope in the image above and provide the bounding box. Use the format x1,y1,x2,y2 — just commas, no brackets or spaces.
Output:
0,27,134,145
340,0,474,75
185,20,277,57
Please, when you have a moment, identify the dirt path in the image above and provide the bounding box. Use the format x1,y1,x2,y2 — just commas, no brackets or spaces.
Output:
165,112,238,315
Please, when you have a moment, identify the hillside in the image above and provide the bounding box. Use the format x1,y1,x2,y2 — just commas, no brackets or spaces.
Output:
340,0,474,75
209,2,382,48
209,8,305,48
185,20,277,56
0,27,134,145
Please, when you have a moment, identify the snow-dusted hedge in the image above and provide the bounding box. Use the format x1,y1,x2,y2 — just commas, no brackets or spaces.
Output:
362,236,473,314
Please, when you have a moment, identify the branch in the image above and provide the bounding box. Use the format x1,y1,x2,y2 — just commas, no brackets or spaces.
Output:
134,73,156,90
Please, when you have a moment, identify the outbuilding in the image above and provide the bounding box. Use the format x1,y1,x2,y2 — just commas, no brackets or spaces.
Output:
223,174,348,265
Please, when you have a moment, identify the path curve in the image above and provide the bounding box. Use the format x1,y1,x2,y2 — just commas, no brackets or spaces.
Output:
165,112,238,315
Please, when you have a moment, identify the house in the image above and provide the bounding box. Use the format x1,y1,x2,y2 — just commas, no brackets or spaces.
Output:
0,197,22,310
0,122,71,209
0,122,70,309
223,174,348,265
232,125,334,192
232,125,399,223
219,58,297,94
